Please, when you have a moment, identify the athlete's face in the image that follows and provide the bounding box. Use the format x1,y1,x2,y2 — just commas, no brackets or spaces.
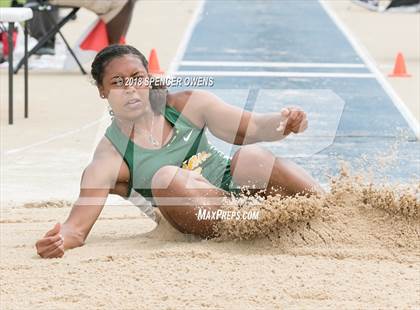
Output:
99,55,151,120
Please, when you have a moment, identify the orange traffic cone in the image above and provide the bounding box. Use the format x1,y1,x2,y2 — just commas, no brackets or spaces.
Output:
148,48,164,74
389,52,411,77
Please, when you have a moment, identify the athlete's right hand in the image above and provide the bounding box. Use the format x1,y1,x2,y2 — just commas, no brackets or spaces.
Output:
35,222,65,258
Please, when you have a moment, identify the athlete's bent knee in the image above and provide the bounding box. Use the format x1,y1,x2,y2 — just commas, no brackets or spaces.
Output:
151,165,180,190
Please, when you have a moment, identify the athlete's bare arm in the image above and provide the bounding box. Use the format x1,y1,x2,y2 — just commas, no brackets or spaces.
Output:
169,90,307,146
35,137,129,258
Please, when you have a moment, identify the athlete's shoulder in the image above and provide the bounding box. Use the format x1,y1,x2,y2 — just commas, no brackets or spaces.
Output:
167,89,213,109
81,136,128,185
92,136,122,162
167,90,206,128
166,90,193,110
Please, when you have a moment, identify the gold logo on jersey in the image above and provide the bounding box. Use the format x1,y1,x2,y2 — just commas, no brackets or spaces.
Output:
182,151,211,174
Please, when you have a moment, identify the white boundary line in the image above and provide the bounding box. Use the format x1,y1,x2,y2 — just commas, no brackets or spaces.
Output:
2,116,108,156
174,71,375,78
167,0,206,75
180,60,366,68
319,0,420,139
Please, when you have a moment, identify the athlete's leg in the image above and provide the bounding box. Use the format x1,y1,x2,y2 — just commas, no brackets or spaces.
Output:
151,165,233,238
106,0,135,44
230,145,325,197
108,171,232,237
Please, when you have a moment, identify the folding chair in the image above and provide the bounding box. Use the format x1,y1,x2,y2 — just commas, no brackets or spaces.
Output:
14,0,86,74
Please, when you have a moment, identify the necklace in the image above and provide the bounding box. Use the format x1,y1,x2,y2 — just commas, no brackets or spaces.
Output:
134,114,160,147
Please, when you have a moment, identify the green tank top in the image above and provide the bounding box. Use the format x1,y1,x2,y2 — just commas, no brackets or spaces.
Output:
105,103,241,206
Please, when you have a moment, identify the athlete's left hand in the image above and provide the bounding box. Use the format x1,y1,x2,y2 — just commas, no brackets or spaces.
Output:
276,107,308,135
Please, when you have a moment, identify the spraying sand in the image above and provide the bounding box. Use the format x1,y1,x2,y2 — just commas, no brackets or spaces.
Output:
214,164,419,245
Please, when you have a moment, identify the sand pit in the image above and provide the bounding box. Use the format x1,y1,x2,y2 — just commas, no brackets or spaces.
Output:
1,166,419,309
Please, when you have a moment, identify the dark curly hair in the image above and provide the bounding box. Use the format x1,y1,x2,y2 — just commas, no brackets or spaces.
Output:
91,44,167,115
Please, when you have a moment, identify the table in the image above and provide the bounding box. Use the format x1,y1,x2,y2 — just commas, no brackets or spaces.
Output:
0,7,33,124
